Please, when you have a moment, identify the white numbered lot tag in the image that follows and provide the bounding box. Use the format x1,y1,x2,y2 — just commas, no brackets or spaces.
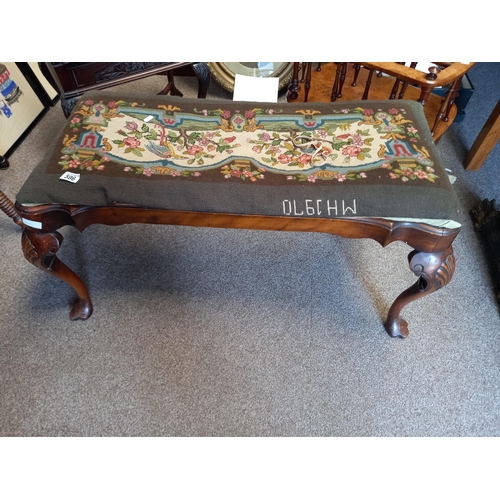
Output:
60,172,81,183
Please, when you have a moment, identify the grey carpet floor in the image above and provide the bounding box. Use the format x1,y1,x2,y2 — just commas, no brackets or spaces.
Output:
0,64,499,436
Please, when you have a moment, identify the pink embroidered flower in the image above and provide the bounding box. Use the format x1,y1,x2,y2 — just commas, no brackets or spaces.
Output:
307,175,316,182
103,156,111,162
287,176,293,180
202,109,208,116
206,132,215,139
363,109,374,116
360,172,367,178
245,110,255,119
187,145,203,155
278,154,290,164
382,163,390,168
194,172,201,177
84,100,94,106
342,145,362,157
82,159,93,168
388,108,399,115
68,159,81,169
242,170,253,178
224,136,236,143
107,101,118,109
143,169,153,177
207,145,216,152
336,174,347,182
298,154,312,164
125,121,138,131
221,110,231,119
267,109,275,115
341,109,349,113
97,165,105,170
401,176,409,182
407,126,418,134
416,170,428,179
252,146,262,154
260,132,271,142
230,169,241,177
124,167,131,172
227,150,233,154
124,137,141,148
426,166,435,172
171,170,181,177
389,172,397,179
71,117,80,124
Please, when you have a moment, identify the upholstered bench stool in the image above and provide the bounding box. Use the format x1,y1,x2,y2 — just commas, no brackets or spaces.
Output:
1,92,461,338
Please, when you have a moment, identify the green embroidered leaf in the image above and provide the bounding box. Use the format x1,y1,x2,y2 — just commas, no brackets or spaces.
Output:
273,133,280,140
132,149,143,157
271,139,281,146
364,138,374,145
168,131,177,138
142,124,150,132
288,162,299,166
188,158,195,165
356,154,365,160
125,147,132,154
112,140,124,145
261,158,272,163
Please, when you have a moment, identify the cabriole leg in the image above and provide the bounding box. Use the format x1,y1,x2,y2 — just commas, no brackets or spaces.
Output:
22,229,93,320
385,246,456,338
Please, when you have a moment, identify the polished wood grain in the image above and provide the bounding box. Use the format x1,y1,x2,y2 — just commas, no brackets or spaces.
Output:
287,63,474,140
12,200,460,338
464,98,500,170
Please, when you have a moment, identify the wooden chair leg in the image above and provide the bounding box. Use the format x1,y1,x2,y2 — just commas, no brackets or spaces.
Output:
303,62,312,103
385,246,456,338
464,98,500,170
287,63,301,101
22,229,93,320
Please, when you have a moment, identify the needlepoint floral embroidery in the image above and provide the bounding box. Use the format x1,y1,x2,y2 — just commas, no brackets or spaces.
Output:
56,99,439,185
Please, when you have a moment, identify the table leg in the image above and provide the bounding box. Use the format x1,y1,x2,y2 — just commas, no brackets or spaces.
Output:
22,229,93,320
385,246,456,338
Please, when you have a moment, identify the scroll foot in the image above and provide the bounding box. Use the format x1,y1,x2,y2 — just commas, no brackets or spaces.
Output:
22,229,93,320
384,246,456,338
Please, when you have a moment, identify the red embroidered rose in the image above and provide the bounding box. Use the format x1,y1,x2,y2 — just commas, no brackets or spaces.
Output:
342,145,362,157
187,145,203,155
123,137,141,148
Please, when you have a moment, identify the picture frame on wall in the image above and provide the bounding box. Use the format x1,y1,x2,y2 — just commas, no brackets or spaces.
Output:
0,62,49,158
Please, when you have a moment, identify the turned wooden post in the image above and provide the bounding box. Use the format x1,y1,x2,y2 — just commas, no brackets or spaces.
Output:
0,189,24,227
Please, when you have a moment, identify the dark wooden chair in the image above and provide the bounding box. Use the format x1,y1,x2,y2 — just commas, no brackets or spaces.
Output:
41,62,211,118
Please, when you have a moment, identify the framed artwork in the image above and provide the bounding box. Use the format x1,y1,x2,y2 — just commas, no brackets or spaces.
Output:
0,62,49,158
207,62,294,93
26,62,60,106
